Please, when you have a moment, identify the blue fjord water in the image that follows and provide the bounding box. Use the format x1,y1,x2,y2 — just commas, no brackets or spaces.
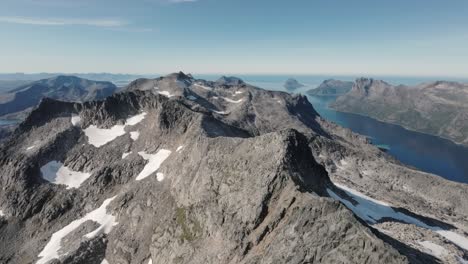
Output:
197,74,468,183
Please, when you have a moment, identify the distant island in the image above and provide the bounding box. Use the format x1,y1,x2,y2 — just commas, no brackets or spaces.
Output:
307,79,353,96
331,78,468,146
284,78,305,91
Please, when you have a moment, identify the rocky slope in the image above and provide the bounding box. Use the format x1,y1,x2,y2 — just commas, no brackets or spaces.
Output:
331,78,468,146
307,79,353,96
0,75,118,119
0,72,466,264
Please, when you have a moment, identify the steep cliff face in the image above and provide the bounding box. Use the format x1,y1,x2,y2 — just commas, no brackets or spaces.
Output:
0,73,466,264
332,78,468,146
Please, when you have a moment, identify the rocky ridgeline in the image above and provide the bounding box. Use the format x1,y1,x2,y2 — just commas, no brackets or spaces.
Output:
0,72,466,264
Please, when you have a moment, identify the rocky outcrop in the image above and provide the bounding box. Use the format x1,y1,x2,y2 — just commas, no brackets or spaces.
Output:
0,73,466,263
331,78,468,146
307,79,353,96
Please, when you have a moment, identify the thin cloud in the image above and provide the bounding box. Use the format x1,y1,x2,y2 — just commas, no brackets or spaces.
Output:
0,16,128,27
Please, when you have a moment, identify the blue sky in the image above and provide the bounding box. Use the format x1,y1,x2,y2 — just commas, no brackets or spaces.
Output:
1,0,468,76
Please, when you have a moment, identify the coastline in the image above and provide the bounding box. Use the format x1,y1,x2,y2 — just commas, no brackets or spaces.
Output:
327,105,468,149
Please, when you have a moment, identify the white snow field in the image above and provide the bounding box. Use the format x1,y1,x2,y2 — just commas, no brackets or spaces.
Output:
71,114,81,126
130,131,140,141
37,197,118,264
136,149,172,181
84,112,147,147
418,241,448,257
40,161,91,189
327,183,468,252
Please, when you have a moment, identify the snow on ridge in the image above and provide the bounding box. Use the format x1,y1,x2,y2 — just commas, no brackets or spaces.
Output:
136,149,172,181
84,112,147,147
194,83,213,91
37,196,118,264
418,241,448,258
158,91,175,98
220,96,244,104
130,131,140,141
212,110,228,115
327,184,468,252
71,114,81,126
40,161,92,189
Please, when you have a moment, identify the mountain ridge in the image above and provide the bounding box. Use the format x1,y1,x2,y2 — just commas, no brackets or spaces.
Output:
0,73,466,263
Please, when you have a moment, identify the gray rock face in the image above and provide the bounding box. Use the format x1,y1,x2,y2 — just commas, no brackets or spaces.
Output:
307,79,353,96
0,73,466,264
331,78,468,146
284,78,305,91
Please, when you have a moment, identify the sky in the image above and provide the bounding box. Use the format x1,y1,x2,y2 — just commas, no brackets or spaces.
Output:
1,0,468,77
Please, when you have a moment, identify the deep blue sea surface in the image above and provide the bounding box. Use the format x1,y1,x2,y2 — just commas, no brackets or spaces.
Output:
196,74,468,183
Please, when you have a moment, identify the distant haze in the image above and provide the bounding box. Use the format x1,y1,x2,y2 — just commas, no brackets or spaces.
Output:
0,0,467,76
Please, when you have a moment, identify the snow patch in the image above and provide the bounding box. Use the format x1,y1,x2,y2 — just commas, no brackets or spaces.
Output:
101,259,110,264
136,149,172,181
130,131,140,141
176,146,184,152
187,95,197,100
327,183,468,251
122,152,131,159
71,114,81,126
84,112,147,147
158,91,175,98
194,83,213,91
37,197,118,264
26,145,36,150
156,172,164,182
212,110,228,115
235,91,244,94
418,241,448,258
220,96,244,104
0,210,4,217
40,161,92,189
147,259,153,264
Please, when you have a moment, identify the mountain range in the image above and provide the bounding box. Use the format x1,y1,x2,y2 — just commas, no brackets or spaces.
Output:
0,75,117,120
0,72,466,263
331,78,468,146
